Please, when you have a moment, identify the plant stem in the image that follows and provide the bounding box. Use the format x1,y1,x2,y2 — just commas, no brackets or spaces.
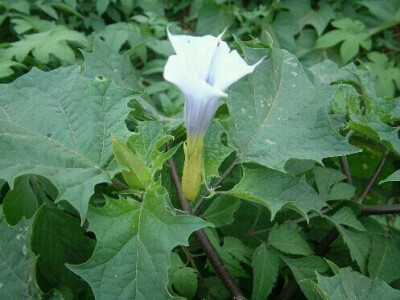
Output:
358,151,389,203
193,160,238,215
339,130,355,185
167,151,245,300
360,204,400,216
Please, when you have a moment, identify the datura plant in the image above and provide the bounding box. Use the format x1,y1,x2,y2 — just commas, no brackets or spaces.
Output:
1,15,400,300
164,29,263,200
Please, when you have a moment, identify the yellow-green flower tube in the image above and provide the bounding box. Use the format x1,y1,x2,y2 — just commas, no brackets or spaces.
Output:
182,135,204,201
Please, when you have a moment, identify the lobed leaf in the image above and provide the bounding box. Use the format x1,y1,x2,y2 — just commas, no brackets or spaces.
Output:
0,66,133,221
68,186,208,300
225,43,359,172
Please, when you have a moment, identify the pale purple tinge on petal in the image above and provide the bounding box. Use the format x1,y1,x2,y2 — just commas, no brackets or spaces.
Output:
164,28,263,137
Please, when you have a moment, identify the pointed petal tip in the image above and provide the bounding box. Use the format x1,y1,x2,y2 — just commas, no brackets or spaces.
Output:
252,56,266,69
217,27,228,41
166,24,173,39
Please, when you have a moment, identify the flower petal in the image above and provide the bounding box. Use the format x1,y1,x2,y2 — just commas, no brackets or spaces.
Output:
185,95,219,136
208,41,264,91
167,28,219,81
164,55,226,136
164,55,227,101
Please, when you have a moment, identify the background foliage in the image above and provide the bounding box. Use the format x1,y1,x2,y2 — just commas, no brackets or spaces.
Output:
1,0,400,299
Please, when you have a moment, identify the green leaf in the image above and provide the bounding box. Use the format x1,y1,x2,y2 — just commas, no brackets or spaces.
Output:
368,235,400,283
171,267,198,299
340,39,359,64
360,0,400,22
225,44,359,172
280,255,330,299
68,185,208,300
205,230,252,278
0,58,25,78
0,66,132,221
31,204,95,298
204,121,233,178
228,165,326,221
322,209,370,273
96,0,110,15
314,167,346,198
126,120,178,174
202,196,241,227
0,211,41,299
365,52,400,97
316,18,372,63
316,267,400,299
251,246,279,300
137,0,164,16
112,135,151,189
327,183,356,201
99,23,144,55
314,29,346,48
198,276,229,300
330,207,365,232
280,0,335,36
82,37,141,91
269,224,313,256
196,0,233,35
10,15,50,35
381,170,400,183
349,114,400,156
3,175,41,225
369,97,400,123
4,26,89,64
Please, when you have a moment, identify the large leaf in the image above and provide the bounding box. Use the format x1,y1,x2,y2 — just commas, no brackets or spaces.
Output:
225,43,359,172
228,165,326,220
316,267,400,299
68,185,208,300
0,66,132,220
82,37,141,91
0,210,41,299
269,224,313,256
31,204,95,298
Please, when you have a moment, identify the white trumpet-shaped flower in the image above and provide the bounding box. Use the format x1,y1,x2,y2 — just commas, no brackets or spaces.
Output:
163,29,263,200
164,29,263,137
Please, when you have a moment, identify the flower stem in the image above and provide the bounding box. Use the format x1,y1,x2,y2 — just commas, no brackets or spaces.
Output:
167,145,245,299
